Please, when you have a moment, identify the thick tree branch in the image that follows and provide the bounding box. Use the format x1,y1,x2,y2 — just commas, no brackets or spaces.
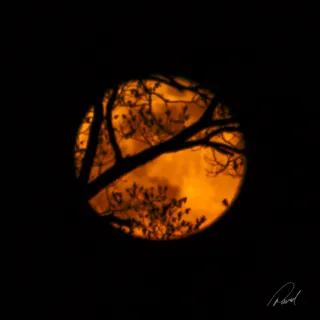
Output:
87,141,175,200
106,85,123,163
87,97,241,200
78,102,103,184
169,126,245,155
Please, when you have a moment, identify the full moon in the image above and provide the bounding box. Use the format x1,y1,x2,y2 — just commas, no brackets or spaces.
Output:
74,75,246,240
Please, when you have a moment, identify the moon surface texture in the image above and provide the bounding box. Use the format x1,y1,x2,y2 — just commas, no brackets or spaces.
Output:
74,76,246,240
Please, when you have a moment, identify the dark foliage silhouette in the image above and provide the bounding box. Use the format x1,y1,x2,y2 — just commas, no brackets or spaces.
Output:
74,75,245,238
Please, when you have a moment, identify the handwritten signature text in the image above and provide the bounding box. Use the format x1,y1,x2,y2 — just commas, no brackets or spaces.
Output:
267,282,302,307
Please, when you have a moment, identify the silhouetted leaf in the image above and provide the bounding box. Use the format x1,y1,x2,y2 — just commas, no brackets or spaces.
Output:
181,197,187,203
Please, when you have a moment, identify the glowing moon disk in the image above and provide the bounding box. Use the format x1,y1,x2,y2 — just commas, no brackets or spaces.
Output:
74,76,246,240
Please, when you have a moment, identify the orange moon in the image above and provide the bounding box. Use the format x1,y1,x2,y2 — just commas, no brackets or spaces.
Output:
74,76,246,240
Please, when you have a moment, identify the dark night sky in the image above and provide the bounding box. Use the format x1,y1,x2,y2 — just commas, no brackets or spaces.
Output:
11,6,319,319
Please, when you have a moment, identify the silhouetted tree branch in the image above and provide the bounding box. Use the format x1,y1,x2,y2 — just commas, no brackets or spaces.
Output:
78,102,103,185
91,101,241,195
74,76,246,235
101,182,206,240
105,85,123,163
148,74,204,97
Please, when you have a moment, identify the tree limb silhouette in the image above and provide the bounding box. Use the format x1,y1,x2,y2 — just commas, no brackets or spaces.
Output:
86,94,232,200
74,76,246,235
78,102,103,185
100,182,207,240
105,85,123,163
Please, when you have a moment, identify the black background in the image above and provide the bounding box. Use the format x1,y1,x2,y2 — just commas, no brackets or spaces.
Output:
11,6,319,319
